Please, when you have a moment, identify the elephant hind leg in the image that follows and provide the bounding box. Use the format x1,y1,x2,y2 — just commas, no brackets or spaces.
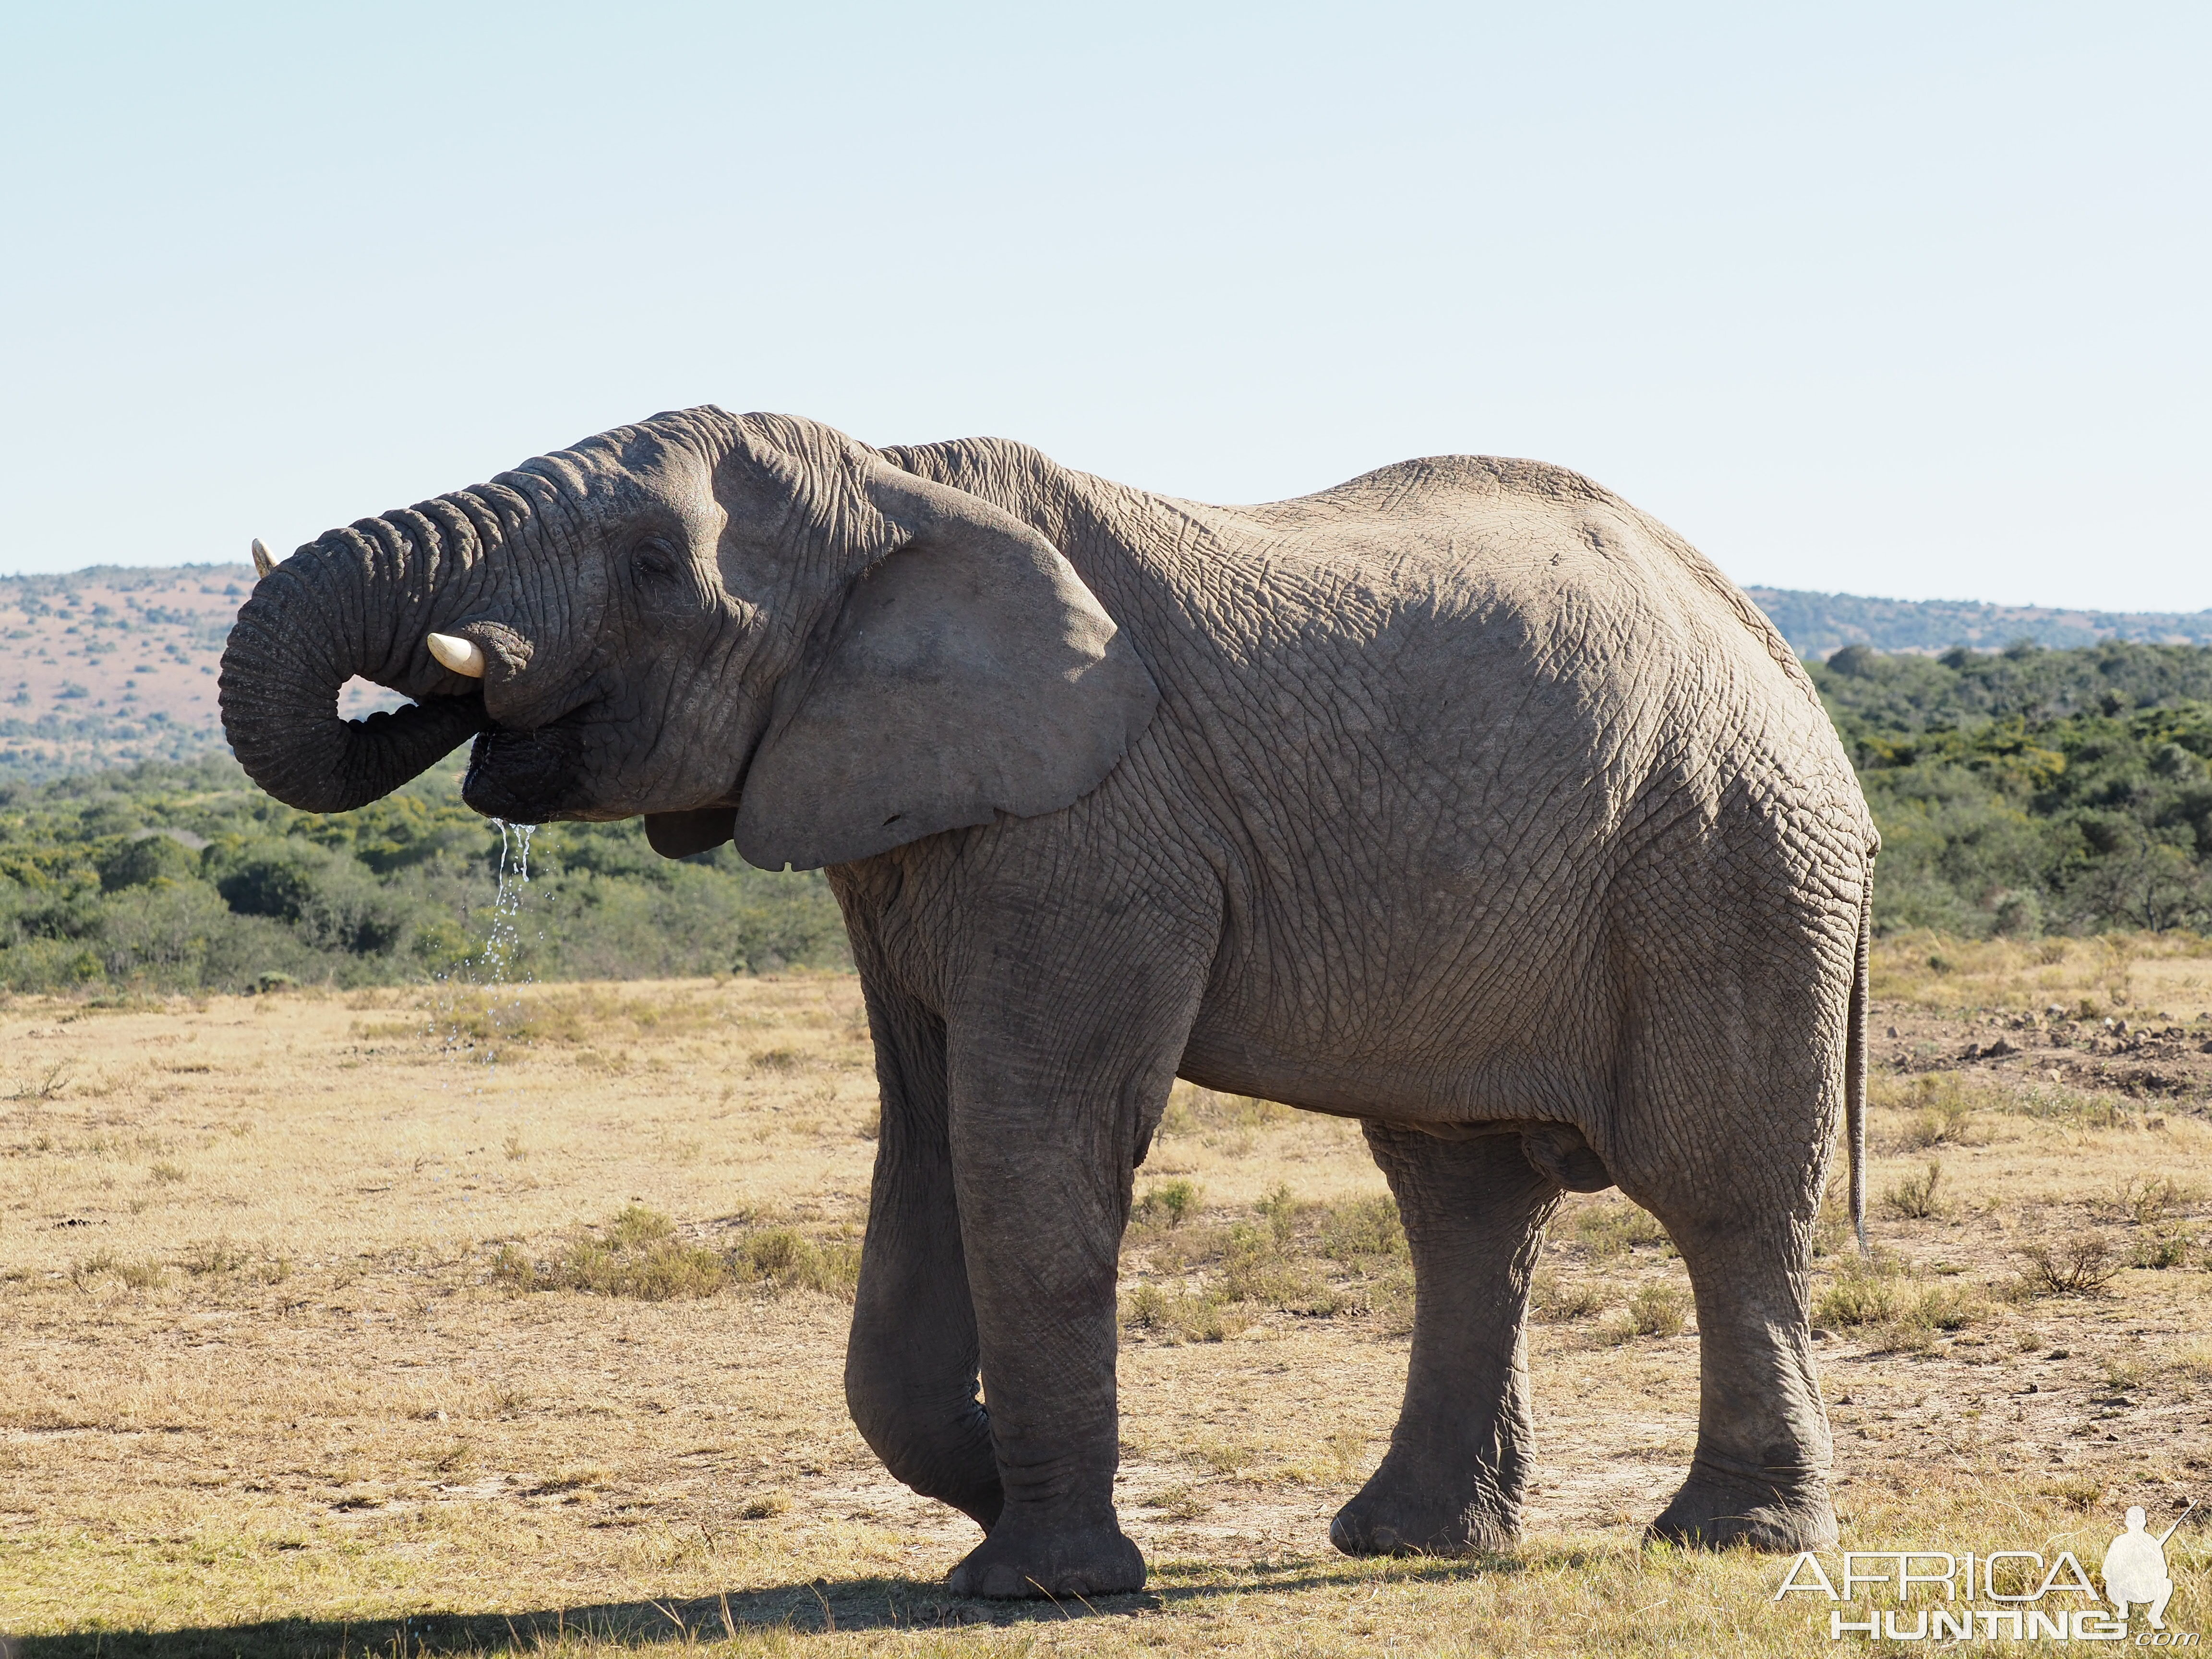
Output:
1613,975,1847,1551
1641,1204,1839,1552
1604,816,1862,1551
1331,1123,1562,1558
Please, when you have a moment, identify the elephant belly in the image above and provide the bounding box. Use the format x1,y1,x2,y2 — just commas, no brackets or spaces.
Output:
1176,960,1615,1130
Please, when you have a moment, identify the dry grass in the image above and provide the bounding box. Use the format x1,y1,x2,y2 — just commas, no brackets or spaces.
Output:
2,950,2210,1654
1871,927,2212,1019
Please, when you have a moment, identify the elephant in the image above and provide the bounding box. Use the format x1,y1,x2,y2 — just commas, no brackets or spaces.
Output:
218,407,1877,1599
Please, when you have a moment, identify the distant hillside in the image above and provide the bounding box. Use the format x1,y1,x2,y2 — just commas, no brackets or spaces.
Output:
1747,587,2212,658
0,563,396,782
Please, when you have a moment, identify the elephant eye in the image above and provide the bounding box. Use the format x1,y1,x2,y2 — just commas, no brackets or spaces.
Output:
630,535,680,580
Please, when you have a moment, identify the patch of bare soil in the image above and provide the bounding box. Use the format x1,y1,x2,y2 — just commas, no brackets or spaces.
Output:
1884,1002,2212,1102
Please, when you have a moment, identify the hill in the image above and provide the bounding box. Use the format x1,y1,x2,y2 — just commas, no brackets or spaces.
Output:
1746,586,2212,657
0,563,397,782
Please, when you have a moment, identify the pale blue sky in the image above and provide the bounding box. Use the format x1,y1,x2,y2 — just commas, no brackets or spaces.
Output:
1,3,2205,609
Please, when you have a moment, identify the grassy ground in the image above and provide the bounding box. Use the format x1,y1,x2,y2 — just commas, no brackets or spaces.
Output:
2,939,2209,1654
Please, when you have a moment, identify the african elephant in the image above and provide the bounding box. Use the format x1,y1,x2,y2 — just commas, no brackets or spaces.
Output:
218,409,1876,1598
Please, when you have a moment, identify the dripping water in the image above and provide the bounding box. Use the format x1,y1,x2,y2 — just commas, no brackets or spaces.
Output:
480,819,538,995
433,818,538,1061
424,819,541,1219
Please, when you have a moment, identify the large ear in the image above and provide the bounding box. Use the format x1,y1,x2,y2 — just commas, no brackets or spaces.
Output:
733,467,1159,871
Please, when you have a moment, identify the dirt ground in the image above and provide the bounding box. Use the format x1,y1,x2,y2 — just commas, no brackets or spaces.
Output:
2,932,2209,1655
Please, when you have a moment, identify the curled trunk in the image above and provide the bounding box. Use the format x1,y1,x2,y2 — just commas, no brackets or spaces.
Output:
218,490,524,813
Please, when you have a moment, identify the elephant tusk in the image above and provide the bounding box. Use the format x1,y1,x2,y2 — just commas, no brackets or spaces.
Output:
251,538,276,578
426,632,487,678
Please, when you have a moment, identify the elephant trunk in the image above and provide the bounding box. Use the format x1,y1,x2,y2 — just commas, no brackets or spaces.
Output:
219,493,516,813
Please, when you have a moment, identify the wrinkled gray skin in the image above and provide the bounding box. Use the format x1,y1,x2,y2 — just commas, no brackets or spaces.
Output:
220,409,1877,1598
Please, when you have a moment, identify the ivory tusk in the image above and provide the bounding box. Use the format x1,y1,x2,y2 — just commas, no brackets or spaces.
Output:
251,538,275,578
426,632,487,678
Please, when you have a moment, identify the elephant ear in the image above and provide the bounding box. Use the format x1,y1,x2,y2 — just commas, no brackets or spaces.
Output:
733,469,1159,872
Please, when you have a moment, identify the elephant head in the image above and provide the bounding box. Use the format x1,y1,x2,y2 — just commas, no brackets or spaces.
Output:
218,409,1159,868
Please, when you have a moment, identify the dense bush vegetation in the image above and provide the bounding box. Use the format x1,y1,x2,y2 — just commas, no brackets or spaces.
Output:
1810,641,2212,936
0,753,846,993
6,637,2212,993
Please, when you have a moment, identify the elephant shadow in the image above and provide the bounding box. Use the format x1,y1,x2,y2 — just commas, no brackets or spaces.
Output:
4,1555,1567,1654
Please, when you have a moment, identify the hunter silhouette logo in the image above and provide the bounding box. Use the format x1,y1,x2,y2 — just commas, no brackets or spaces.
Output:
2106,1503,2194,1632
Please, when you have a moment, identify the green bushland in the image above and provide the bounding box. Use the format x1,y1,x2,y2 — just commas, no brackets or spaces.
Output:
6,639,2212,992
1810,640,2212,935
0,752,846,993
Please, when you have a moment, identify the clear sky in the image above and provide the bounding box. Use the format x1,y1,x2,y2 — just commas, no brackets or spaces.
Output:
1,3,2205,610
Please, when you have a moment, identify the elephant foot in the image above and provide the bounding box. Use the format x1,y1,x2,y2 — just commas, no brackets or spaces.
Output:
946,1518,1146,1600
1330,1471,1518,1558
1648,1466,1836,1552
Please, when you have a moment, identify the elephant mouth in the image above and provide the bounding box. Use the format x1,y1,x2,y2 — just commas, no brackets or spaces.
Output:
461,715,600,822
462,691,745,830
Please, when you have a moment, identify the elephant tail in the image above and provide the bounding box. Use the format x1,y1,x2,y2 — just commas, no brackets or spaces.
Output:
1846,871,1873,1257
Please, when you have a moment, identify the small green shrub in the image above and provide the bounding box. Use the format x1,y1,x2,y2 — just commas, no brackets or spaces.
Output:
1191,1439,1257,1477
733,1226,861,1297
1622,1283,1691,1338
1817,1262,1903,1327
1255,1182,1301,1247
606,1203,672,1250
1568,1199,1667,1260
1215,1222,1340,1315
1123,1282,1251,1344
180,1239,250,1276
2103,1355,2147,1392
1133,1179,1202,1228
1875,1282,1987,1350
1894,1076,1979,1150
492,1206,858,1303
1531,1270,1609,1323
1319,1195,1407,1261
1882,1160,1947,1220
523,1233,730,1301
1910,1283,1983,1331
2108,1174,2201,1225
2132,1226,2195,1269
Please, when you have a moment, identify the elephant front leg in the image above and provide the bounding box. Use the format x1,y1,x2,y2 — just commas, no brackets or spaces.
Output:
1332,1123,1563,1557
936,1002,1200,1599
941,1100,1146,1599
843,991,1002,1528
